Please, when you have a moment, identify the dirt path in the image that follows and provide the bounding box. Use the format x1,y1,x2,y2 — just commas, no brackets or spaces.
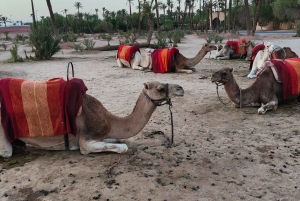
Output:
0,33,300,201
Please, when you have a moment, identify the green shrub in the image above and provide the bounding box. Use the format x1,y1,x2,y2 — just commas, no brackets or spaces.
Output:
29,26,61,60
100,34,112,46
83,39,95,51
8,43,23,62
62,32,78,42
154,32,168,48
73,43,84,52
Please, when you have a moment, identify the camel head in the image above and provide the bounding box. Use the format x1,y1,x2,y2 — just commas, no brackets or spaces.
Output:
144,48,155,53
143,81,184,104
211,67,233,84
202,43,217,52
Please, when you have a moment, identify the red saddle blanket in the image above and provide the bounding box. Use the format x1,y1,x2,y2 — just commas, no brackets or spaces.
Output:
117,45,140,63
226,38,247,55
151,47,179,73
269,58,300,99
0,77,88,142
250,44,265,69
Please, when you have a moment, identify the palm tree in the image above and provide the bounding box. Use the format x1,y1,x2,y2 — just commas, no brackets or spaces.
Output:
62,9,68,30
228,0,232,32
153,0,161,31
136,0,142,33
161,3,167,30
126,0,134,29
177,0,182,27
0,17,9,27
142,1,155,44
46,0,59,37
95,8,99,19
31,0,37,29
181,0,190,29
251,0,262,36
74,2,83,15
244,0,251,35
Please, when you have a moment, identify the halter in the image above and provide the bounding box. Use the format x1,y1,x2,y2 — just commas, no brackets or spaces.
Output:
143,83,175,146
214,74,242,108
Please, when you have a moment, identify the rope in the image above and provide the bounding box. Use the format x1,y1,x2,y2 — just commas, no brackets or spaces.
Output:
106,154,121,178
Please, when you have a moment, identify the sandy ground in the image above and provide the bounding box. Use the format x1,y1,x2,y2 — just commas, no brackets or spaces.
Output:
0,31,300,201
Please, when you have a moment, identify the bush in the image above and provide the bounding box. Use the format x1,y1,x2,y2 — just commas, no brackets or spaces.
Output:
154,32,168,48
15,34,28,44
62,32,78,42
100,34,112,46
83,39,95,51
8,43,23,62
29,26,61,60
73,43,84,52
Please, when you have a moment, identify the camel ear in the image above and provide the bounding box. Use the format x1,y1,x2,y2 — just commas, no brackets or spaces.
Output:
230,68,233,72
144,83,150,90
203,43,208,47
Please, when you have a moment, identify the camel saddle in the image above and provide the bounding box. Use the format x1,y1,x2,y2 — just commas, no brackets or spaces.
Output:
226,38,247,55
0,77,88,142
151,47,179,73
260,58,300,99
117,45,140,64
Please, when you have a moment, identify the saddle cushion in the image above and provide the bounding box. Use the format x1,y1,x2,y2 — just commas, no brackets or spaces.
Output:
250,44,265,69
117,45,140,63
226,38,247,55
0,77,88,142
151,47,179,73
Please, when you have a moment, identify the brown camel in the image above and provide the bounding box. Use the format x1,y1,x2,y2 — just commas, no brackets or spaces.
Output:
0,81,184,158
270,47,299,59
145,43,217,73
211,67,300,114
215,40,254,60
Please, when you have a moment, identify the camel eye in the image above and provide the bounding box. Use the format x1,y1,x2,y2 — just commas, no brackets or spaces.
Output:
157,87,165,92
222,72,227,76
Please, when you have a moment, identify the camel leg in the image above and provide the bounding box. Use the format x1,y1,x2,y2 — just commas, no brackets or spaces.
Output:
216,56,230,60
116,59,123,68
258,100,278,115
0,125,13,158
176,69,193,74
131,64,144,71
79,140,128,154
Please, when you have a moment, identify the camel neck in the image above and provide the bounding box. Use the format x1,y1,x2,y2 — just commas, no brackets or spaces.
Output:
185,48,207,67
106,92,157,139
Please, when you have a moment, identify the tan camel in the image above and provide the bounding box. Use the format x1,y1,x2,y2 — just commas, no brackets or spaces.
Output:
145,44,217,73
211,67,300,114
0,81,184,158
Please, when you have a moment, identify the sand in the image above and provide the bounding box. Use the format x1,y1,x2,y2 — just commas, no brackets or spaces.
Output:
0,31,300,201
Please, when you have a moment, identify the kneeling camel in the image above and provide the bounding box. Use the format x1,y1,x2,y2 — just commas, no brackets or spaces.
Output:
0,80,184,158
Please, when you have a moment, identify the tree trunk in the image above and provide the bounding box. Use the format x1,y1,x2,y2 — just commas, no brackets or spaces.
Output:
244,0,251,35
31,0,37,29
232,0,239,31
181,2,188,29
154,0,160,32
224,0,227,33
46,0,59,38
228,0,232,32
251,0,262,36
147,16,154,44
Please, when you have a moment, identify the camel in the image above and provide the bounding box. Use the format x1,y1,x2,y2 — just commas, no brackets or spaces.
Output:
211,65,300,114
116,45,151,70
215,39,254,60
144,43,217,74
0,81,184,158
247,44,298,78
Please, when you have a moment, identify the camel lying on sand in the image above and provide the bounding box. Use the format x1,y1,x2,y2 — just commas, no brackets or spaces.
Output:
215,40,254,60
247,44,298,78
116,45,151,70
144,43,217,73
211,60,300,114
0,80,184,158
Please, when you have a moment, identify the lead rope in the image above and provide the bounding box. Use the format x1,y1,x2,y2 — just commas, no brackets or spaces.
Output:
65,62,75,150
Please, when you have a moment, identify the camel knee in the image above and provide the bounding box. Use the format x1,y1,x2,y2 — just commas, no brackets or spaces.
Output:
116,59,123,68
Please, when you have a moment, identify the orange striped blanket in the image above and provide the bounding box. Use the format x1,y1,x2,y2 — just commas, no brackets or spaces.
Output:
151,47,179,73
226,38,247,55
117,45,140,63
268,58,300,99
0,77,88,142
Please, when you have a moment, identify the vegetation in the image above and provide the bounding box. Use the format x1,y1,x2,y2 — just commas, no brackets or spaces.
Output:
8,43,23,62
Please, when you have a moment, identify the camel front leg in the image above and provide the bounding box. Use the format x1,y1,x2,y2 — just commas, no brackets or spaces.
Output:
0,125,13,158
131,64,144,71
176,69,193,74
79,140,128,155
116,59,124,68
216,56,230,60
258,100,278,114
